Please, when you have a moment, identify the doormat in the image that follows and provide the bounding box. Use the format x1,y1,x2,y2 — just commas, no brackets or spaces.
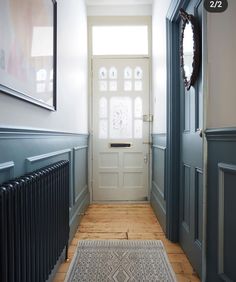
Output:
65,240,177,282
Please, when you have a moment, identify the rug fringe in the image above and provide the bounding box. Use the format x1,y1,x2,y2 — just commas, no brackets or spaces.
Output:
77,239,165,248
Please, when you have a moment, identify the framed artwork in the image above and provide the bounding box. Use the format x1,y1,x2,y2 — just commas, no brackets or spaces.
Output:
0,0,57,110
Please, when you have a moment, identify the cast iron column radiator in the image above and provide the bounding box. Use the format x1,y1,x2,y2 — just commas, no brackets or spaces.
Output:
0,160,70,282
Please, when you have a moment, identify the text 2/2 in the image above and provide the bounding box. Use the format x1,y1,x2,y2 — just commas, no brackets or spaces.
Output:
204,0,228,12
210,1,222,8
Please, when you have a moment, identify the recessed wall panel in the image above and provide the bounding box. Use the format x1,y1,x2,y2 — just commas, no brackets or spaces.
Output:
74,146,88,202
0,162,14,184
183,165,191,230
219,165,236,281
153,146,165,196
184,92,190,131
195,169,203,243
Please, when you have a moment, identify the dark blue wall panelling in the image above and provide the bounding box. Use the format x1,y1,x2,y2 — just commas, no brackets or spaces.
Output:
151,134,167,232
0,127,89,241
205,128,236,282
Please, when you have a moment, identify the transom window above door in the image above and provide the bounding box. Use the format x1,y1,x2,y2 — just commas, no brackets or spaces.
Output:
92,25,149,55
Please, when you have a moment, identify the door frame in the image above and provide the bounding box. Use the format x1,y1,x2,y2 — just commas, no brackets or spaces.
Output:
87,16,152,203
166,0,208,279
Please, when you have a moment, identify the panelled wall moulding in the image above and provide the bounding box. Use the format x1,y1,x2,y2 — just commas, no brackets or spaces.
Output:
0,127,89,247
205,128,236,281
0,161,15,184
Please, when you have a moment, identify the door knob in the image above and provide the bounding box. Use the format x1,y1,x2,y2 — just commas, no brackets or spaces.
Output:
199,129,203,138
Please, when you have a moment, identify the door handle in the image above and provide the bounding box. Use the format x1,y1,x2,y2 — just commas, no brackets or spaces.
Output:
143,114,153,122
199,129,203,138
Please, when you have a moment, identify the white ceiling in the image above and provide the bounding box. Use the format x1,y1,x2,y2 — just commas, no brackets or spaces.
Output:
85,0,153,6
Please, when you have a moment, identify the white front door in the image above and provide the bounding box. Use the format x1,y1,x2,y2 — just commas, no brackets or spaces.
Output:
92,58,150,201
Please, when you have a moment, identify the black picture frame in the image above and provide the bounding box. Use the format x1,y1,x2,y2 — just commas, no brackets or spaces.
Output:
0,0,57,111
179,8,201,91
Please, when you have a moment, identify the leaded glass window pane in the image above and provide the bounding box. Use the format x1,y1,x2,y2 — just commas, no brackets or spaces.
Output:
109,81,117,92
134,97,142,118
109,67,117,79
135,81,142,91
124,81,132,92
99,67,107,79
110,97,132,139
99,81,108,92
124,67,132,79
99,97,108,118
134,67,143,79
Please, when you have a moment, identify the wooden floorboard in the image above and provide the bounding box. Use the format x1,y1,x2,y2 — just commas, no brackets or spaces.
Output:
53,204,200,282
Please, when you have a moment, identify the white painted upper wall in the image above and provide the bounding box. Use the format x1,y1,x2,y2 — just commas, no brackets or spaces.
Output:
87,4,152,16
86,0,153,5
86,0,152,16
152,0,171,133
206,0,236,128
0,0,88,134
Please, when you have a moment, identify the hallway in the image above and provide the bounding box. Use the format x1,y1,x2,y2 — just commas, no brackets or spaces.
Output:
54,204,200,282
0,0,236,280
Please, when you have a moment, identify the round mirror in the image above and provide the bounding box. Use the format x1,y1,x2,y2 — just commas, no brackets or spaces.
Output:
180,9,201,90
183,22,194,81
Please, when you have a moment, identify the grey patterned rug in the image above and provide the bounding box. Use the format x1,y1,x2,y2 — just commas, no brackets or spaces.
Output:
65,240,177,282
